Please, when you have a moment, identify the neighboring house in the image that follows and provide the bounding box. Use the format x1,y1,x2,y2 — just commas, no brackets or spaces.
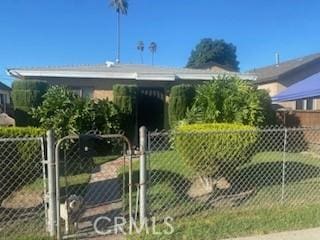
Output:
248,53,320,110
0,81,11,113
8,63,254,131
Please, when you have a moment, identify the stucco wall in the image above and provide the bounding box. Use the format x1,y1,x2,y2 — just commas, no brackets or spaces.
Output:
257,82,286,97
93,90,113,100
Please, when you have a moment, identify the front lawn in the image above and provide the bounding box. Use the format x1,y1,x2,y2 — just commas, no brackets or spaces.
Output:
129,203,320,240
122,149,320,239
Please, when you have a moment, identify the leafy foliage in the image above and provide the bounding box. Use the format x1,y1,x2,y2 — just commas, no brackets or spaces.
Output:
186,38,239,71
186,76,275,126
109,0,128,14
168,84,195,128
175,123,257,178
113,84,137,140
11,80,48,126
0,126,45,137
32,86,120,138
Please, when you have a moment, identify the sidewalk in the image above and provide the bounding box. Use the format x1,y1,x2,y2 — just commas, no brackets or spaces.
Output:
225,227,320,240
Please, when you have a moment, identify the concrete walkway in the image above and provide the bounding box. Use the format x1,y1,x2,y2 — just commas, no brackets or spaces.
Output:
78,156,129,238
225,227,320,240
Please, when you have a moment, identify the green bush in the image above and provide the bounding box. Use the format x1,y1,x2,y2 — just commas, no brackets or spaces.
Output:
113,84,137,140
0,127,45,203
12,80,48,126
0,126,45,137
168,84,195,128
186,76,275,126
32,86,120,139
175,123,257,178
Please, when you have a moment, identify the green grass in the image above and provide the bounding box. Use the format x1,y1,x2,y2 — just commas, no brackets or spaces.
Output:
129,203,320,240
121,149,320,239
22,172,91,194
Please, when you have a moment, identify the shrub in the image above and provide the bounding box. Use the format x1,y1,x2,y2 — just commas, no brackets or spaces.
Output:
11,80,48,126
186,76,275,126
0,127,45,203
32,86,120,139
175,123,257,179
0,126,44,137
113,84,137,140
168,84,195,128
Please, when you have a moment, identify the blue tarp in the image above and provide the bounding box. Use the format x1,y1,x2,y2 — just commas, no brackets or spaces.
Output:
272,72,320,102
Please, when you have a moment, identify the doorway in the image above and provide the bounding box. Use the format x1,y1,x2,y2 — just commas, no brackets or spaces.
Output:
137,87,165,132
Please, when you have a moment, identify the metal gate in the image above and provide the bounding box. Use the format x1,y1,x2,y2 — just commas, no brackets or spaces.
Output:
54,133,133,239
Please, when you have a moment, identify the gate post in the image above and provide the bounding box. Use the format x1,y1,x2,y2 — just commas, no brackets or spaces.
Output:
139,126,147,225
47,130,57,237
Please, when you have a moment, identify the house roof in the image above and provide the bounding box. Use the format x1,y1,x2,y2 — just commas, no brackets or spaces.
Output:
0,81,11,91
272,72,320,102
248,53,320,84
7,63,255,81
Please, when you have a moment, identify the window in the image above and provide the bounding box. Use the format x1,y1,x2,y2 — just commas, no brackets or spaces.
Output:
70,88,82,97
295,98,314,110
82,88,93,98
69,87,93,98
306,98,313,110
296,99,304,110
0,94,4,105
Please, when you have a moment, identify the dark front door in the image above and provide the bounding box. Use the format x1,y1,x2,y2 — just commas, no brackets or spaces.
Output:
137,87,165,131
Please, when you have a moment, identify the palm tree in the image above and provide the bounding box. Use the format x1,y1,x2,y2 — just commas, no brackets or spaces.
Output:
137,41,144,64
149,42,157,66
109,0,128,64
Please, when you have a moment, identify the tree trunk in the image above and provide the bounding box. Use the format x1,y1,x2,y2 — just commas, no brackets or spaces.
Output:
116,12,121,63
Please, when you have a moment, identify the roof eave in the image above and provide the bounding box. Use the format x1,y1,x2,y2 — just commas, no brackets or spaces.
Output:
8,69,257,82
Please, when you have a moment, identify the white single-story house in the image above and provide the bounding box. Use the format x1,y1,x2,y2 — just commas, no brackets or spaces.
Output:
8,63,255,130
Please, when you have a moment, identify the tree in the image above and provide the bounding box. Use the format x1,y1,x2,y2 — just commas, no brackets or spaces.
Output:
186,38,239,71
109,0,129,63
168,84,195,128
186,76,274,126
137,41,144,64
149,42,157,65
112,84,137,140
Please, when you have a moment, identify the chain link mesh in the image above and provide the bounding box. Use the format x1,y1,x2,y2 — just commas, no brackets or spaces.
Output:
57,136,130,238
147,127,320,221
0,136,47,239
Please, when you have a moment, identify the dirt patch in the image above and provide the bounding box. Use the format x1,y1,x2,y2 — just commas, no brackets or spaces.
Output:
1,189,43,209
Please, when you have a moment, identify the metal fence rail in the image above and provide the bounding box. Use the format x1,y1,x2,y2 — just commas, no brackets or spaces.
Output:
0,136,47,239
146,127,320,220
55,134,133,239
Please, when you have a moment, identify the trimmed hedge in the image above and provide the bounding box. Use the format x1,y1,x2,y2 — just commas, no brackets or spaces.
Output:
12,80,48,126
0,127,45,203
175,123,257,178
113,84,137,140
168,84,195,128
0,126,45,137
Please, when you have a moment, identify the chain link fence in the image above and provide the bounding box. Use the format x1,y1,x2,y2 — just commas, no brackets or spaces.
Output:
0,136,47,239
55,134,132,238
146,127,320,220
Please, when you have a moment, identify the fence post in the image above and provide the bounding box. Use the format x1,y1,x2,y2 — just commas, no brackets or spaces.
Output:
139,126,147,226
281,128,287,204
47,130,57,237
